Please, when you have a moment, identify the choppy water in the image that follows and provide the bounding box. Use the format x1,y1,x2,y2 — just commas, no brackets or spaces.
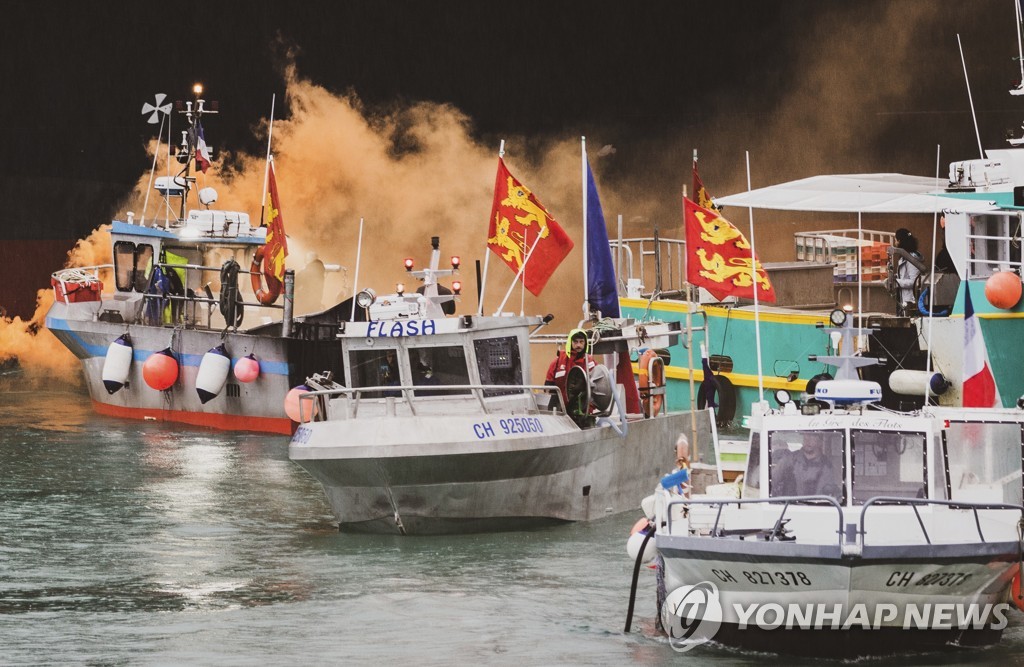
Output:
3,389,1024,666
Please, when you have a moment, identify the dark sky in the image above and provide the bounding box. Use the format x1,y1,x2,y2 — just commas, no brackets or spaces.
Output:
2,0,1022,240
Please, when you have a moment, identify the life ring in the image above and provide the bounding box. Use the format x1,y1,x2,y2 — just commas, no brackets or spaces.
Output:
638,349,665,417
1012,570,1024,613
697,373,736,427
250,246,282,306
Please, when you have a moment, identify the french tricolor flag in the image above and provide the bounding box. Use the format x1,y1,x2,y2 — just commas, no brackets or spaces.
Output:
195,121,212,173
963,286,999,407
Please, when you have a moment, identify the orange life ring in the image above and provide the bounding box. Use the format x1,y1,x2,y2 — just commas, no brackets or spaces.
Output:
638,349,665,417
1012,570,1024,613
250,246,282,306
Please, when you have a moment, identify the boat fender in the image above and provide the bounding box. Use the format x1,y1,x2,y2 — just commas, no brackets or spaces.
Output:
250,246,282,306
697,374,736,427
143,347,179,391
196,344,231,404
233,353,261,383
640,493,656,520
638,349,665,417
626,530,656,564
630,517,650,535
219,260,245,327
985,271,1023,310
624,521,658,633
101,333,133,394
1013,564,1024,613
285,385,319,422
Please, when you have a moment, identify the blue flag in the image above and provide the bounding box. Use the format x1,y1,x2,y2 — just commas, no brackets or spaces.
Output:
585,161,619,318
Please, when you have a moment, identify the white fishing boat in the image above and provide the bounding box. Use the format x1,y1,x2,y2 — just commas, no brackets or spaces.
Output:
45,86,350,434
288,235,713,534
630,309,1024,657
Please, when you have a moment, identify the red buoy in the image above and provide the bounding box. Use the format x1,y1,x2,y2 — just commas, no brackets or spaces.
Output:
984,271,1022,310
233,353,261,383
143,348,179,391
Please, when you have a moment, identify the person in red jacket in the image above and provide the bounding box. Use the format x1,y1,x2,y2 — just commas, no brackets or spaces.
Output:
545,329,596,417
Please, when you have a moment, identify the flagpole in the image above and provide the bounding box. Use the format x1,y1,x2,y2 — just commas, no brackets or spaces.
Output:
478,140,503,316
349,217,364,323
924,144,942,400
260,94,277,227
684,181,698,464
495,240,541,315
582,136,589,320
745,152,766,405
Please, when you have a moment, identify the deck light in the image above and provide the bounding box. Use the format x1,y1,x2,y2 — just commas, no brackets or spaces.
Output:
193,83,203,96
396,282,405,296
355,288,376,308
451,255,461,270
404,258,414,271
452,280,462,295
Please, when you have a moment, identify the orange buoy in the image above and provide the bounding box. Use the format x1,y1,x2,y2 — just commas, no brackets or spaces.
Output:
233,353,260,383
984,271,1022,310
285,385,318,422
142,348,178,391
630,517,650,535
1012,570,1024,613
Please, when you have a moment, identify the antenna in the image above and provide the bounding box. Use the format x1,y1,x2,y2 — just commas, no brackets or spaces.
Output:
957,33,986,160
1013,0,1024,95
141,93,172,124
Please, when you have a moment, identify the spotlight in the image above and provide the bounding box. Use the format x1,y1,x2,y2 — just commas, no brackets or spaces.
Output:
355,288,376,308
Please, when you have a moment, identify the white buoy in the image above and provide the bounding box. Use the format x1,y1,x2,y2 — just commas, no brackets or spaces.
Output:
101,333,133,394
196,344,231,404
889,369,949,397
626,530,656,564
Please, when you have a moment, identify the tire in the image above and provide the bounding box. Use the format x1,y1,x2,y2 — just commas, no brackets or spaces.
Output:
697,374,736,426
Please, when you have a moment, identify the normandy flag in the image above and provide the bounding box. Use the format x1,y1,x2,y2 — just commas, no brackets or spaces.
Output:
263,158,289,283
684,197,776,303
692,158,718,212
487,158,573,296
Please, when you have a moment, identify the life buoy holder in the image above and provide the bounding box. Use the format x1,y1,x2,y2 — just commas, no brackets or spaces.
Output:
697,373,736,427
638,349,666,417
250,246,282,306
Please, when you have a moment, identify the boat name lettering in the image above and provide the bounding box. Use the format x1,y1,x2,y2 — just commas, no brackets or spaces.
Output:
805,416,908,430
366,319,437,337
741,570,812,586
292,426,312,445
500,417,544,435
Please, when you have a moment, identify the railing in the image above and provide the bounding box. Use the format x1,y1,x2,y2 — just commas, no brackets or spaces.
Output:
610,237,686,297
663,495,1024,549
296,383,568,421
53,261,284,330
858,496,1024,546
664,495,845,547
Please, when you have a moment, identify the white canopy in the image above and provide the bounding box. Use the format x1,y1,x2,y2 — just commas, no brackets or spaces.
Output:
715,174,1001,214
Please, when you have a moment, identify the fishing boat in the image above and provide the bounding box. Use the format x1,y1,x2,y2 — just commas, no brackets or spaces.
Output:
45,87,348,434
288,235,713,534
630,309,1024,657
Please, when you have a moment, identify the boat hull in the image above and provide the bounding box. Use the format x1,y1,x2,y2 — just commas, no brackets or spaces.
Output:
47,302,307,434
291,410,711,534
657,534,1019,657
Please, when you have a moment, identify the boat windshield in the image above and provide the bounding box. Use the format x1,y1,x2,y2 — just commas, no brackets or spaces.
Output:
944,420,1023,505
768,430,844,503
850,429,926,504
408,344,471,396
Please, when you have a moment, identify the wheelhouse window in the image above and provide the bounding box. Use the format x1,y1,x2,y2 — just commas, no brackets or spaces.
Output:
349,348,401,399
850,429,926,504
742,432,762,499
113,241,155,292
473,336,523,397
768,430,844,503
945,421,1023,505
408,344,471,396
968,214,1022,279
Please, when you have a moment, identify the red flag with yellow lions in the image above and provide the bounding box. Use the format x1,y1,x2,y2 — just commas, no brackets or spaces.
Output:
487,158,573,296
684,197,776,303
263,159,288,284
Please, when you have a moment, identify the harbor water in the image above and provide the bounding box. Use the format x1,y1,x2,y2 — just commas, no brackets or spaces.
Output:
3,388,1024,665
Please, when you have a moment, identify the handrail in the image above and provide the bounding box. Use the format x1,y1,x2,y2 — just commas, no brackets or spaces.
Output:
664,495,845,547
297,383,568,422
858,496,1024,546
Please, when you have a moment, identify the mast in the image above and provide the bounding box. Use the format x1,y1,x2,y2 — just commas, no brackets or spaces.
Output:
175,83,218,221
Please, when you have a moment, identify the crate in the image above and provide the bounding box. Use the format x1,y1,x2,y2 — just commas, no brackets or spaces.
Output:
51,273,102,304
794,230,894,284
